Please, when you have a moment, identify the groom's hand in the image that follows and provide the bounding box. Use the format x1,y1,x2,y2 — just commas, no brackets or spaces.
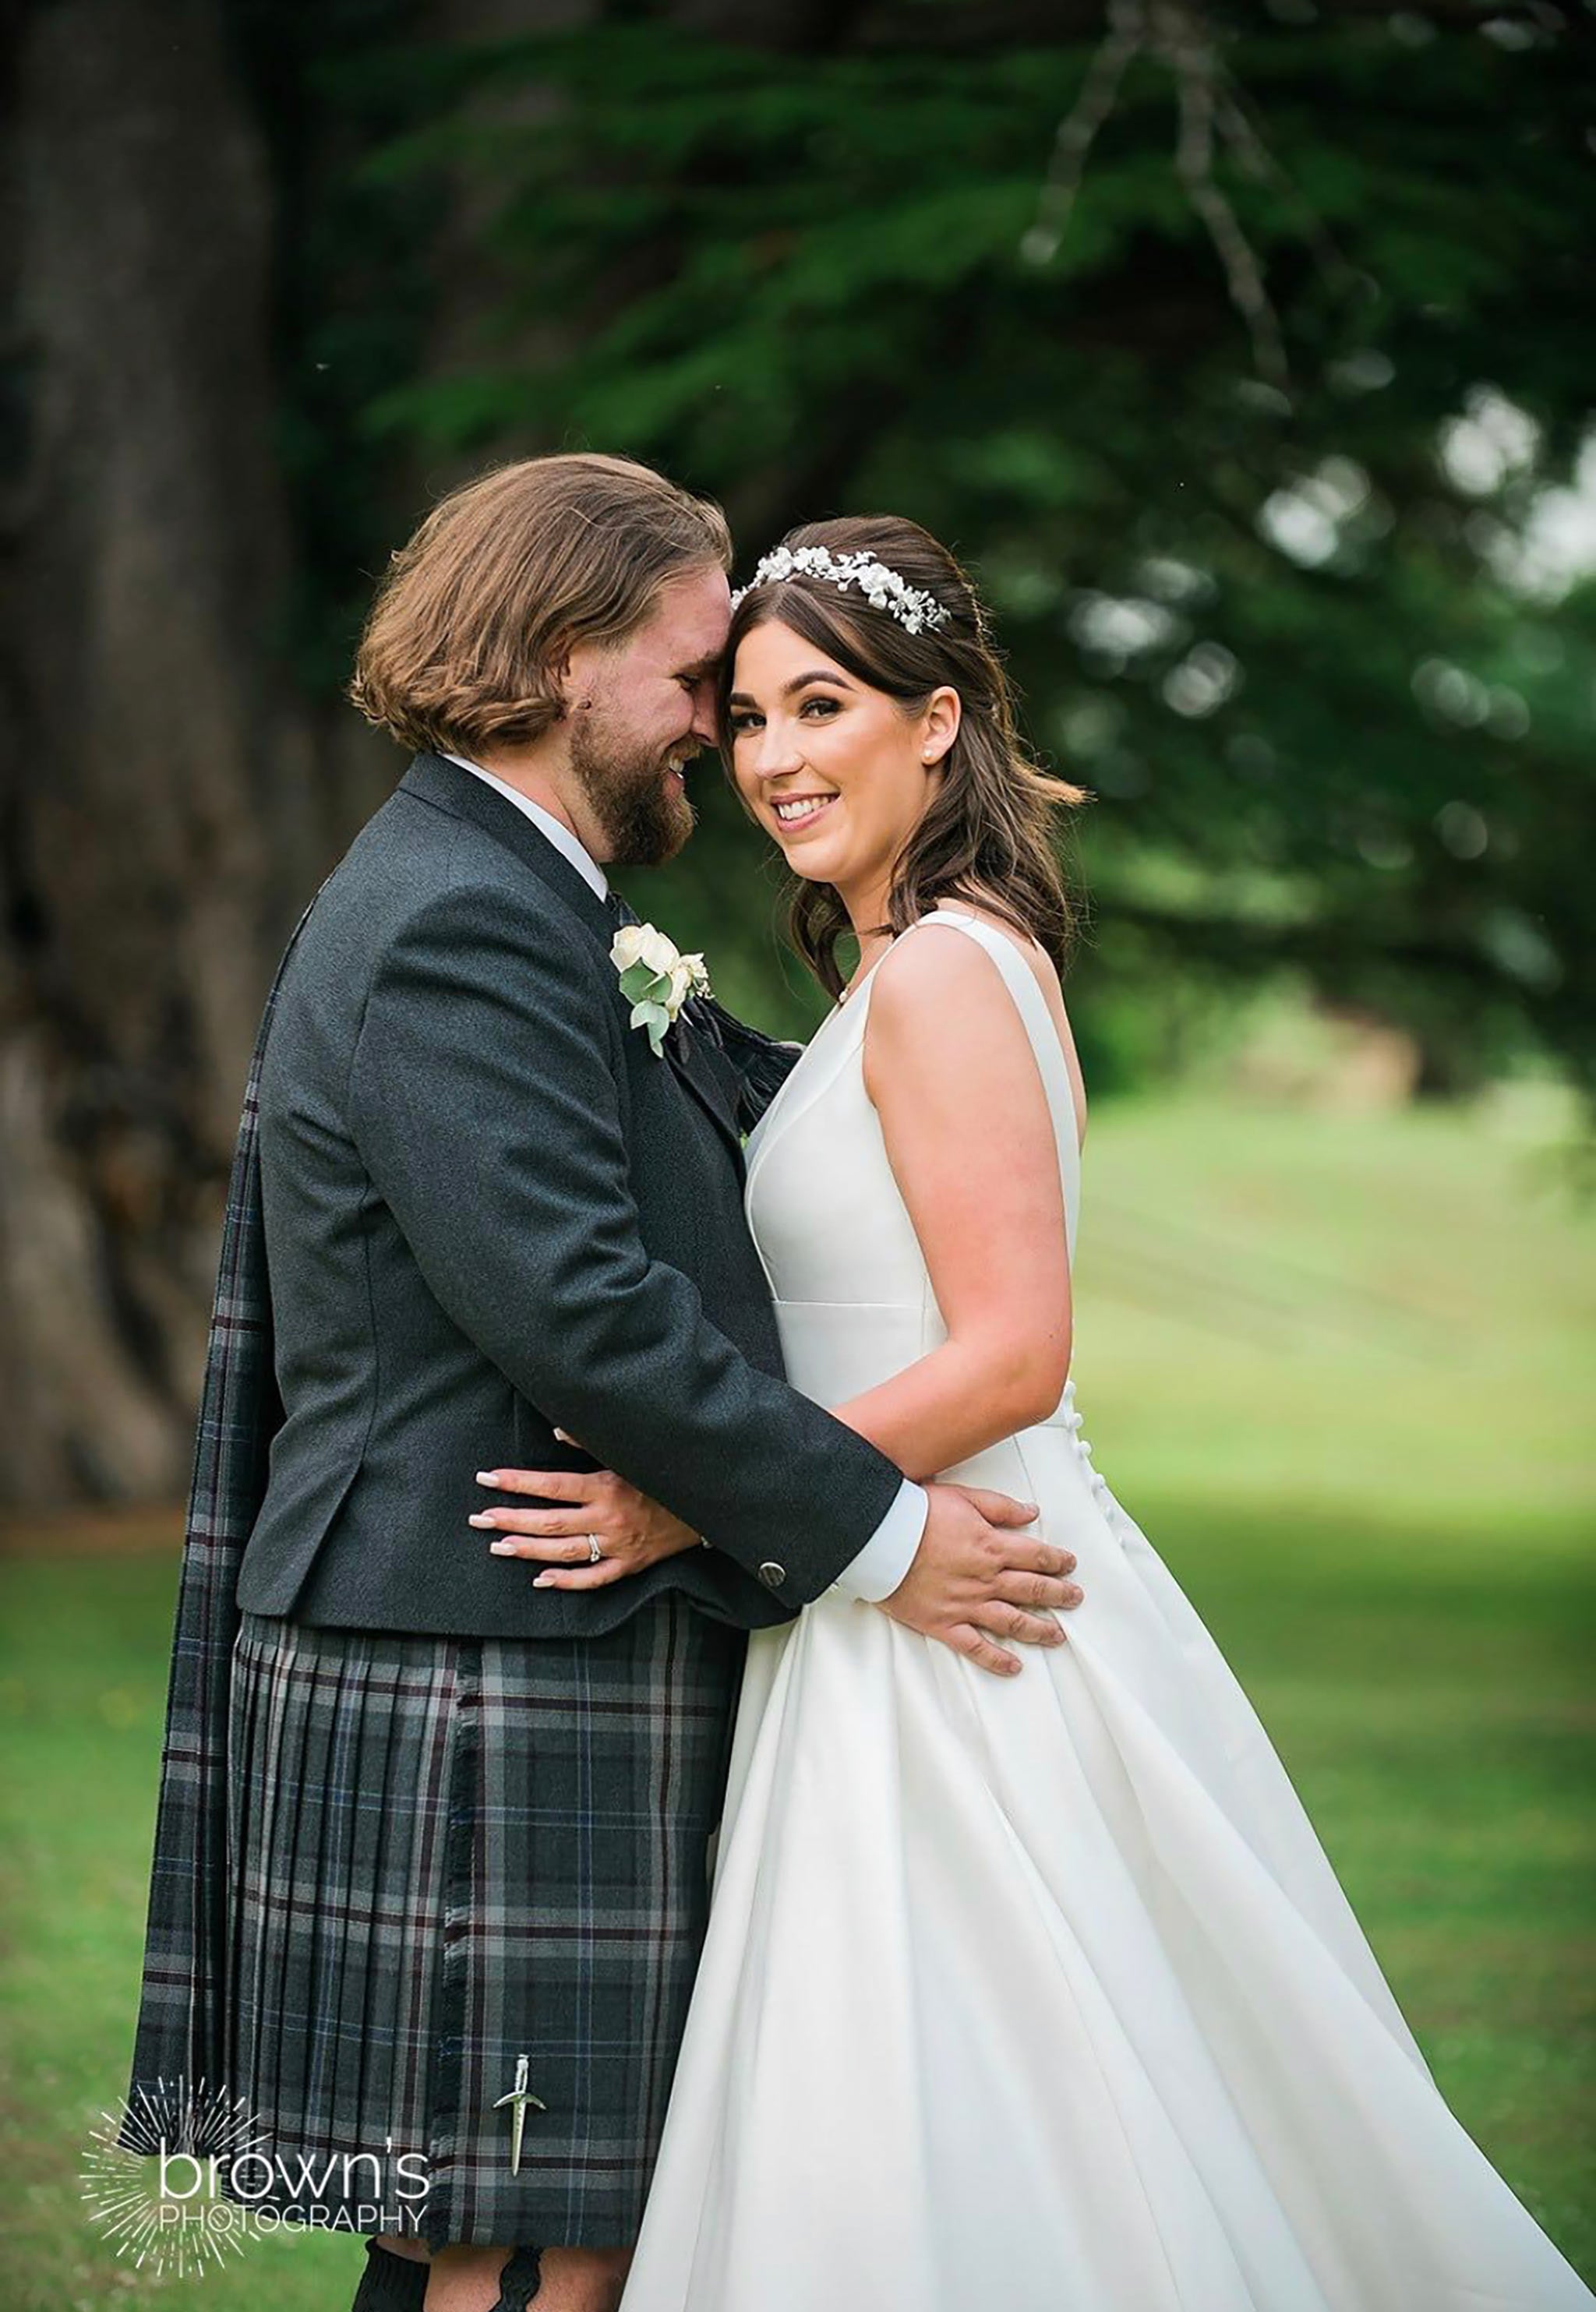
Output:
876,1484,1082,1677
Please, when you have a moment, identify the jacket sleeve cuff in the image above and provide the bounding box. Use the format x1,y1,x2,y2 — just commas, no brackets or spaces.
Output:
829,1478,927,1602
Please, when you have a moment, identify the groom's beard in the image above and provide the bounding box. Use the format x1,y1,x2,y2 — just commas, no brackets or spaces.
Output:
569,714,697,869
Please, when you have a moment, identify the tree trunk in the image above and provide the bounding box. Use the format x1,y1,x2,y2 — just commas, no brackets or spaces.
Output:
0,0,322,1504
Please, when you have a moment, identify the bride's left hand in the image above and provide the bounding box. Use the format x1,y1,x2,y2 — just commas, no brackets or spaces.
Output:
471,1435,703,1588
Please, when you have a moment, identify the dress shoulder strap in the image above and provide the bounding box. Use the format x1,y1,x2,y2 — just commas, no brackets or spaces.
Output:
913,909,1081,1254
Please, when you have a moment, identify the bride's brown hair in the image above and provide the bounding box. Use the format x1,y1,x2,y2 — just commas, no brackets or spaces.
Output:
719,515,1089,1001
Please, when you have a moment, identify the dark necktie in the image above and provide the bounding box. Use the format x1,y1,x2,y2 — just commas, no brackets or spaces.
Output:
604,888,641,931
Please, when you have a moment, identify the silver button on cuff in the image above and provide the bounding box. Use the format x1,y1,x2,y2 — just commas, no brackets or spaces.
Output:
757,1561,786,1590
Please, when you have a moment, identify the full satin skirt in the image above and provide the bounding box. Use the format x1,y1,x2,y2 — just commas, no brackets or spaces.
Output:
620,1421,1591,2310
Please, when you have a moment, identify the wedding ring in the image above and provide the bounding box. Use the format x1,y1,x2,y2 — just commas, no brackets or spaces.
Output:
585,1534,603,1564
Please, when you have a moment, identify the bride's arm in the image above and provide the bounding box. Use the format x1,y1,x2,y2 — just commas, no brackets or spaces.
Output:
835,928,1072,1483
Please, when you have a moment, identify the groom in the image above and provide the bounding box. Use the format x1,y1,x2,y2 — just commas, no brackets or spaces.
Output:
124,453,1080,2312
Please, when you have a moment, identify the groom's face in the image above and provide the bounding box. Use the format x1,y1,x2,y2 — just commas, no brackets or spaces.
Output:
565,564,731,868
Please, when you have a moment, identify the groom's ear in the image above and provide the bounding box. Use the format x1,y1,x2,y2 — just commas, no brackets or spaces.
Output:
551,634,601,718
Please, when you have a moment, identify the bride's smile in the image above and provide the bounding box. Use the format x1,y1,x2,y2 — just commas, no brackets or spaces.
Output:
771,790,836,828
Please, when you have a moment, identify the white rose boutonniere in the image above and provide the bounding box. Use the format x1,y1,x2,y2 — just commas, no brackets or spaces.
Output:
611,922,712,1057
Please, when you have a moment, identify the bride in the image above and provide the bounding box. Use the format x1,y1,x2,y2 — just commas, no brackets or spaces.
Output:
497,517,1591,2309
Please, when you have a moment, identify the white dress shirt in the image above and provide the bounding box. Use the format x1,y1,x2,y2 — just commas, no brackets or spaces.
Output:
443,752,928,1602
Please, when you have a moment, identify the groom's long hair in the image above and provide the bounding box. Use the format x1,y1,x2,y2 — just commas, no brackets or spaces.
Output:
350,454,731,757
720,515,1089,1002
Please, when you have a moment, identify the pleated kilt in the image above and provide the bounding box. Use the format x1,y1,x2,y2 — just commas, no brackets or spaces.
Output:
224,1594,743,2250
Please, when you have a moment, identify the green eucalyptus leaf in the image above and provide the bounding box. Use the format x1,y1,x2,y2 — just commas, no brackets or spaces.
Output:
618,961,673,1003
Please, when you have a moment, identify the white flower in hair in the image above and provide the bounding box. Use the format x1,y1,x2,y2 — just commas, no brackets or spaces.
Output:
732,544,952,637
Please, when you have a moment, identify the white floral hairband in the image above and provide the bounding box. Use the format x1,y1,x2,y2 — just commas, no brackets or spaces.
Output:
730,545,952,637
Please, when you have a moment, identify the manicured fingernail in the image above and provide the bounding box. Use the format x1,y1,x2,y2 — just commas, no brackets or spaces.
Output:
533,1573,556,1587
468,1513,494,1527
553,1429,569,1443
475,1471,499,1486
489,1541,514,1555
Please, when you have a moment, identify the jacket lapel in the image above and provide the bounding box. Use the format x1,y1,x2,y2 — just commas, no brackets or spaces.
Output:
401,752,614,941
400,754,746,1173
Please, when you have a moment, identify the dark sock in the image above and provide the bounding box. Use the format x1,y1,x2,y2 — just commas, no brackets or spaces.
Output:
352,2237,429,2311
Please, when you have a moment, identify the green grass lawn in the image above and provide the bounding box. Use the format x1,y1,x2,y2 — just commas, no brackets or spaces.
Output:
2,1092,1592,2306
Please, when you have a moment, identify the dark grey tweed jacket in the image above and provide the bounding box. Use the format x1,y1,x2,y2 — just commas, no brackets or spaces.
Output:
125,748,903,2106
240,752,899,1636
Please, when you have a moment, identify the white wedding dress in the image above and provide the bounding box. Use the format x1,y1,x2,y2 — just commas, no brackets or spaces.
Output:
620,908,1591,2311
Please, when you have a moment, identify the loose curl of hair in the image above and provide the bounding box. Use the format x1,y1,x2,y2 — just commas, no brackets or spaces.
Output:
351,454,731,758
719,515,1089,1002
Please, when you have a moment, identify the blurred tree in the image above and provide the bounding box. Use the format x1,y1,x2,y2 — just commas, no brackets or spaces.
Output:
0,0,549,1505
2,0,332,1502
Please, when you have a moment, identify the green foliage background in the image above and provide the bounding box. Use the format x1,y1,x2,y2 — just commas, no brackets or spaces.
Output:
243,3,1593,1089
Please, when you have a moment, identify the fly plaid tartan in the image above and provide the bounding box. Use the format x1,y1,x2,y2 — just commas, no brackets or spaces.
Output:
123,896,321,2120
225,1597,741,2247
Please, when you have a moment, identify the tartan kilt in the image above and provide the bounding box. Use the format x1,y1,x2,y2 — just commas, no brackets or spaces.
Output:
223,1593,743,2250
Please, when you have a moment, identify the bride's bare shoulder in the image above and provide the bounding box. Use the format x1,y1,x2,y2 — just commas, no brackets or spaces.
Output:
861,921,1041,1130
863,902,1048,1056
898,894,1068,1025
866,895,1052,1005
867,905,1015,1010
930,896,1056,980
867,894,1089,1145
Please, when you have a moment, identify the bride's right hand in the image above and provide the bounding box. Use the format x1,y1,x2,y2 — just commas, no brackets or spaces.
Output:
471,1443,704,1589
876,1482,1082,1676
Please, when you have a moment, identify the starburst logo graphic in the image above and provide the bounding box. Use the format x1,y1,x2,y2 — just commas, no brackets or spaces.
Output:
79,2078,273,2278
79,2075,433,2278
